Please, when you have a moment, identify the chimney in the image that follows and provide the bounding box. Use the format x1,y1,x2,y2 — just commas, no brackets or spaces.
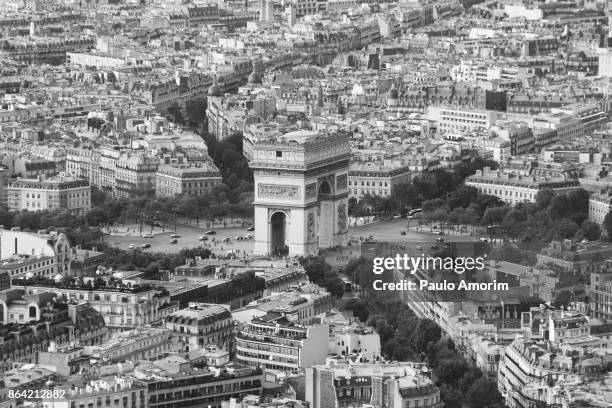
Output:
68,303,79,324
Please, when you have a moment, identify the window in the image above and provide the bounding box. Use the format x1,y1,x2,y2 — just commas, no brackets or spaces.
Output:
276,151,282,157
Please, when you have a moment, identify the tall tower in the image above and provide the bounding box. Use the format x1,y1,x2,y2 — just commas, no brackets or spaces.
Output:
249,131,350,256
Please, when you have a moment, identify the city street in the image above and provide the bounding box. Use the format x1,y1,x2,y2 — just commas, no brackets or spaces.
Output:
105,218,477,256
104,223,253,256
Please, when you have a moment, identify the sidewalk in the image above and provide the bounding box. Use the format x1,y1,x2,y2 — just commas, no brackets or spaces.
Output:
176,217,253,229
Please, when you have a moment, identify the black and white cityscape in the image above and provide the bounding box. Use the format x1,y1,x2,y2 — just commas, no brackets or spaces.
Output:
0,0,611,407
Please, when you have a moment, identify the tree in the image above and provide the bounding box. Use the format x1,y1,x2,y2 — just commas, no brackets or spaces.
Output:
346,299,369,322
464,377,503,408
86,207,108,227
435,358,469,386
300,256,331,284
383,337,417,361
488,243,527,264
548,194,571,219
325,278,345,299
165,103,184,123
391,182,421,209
551,219,579,240
185,97,207,126
212,132,253,183
552,289,573,309
427,338,457,367
567,189,589,215
481,206,509,226
580,220,601,241
447,185,479,210
459,366,484,394
604,212,612,240
439,386,462,408
409,319,442,353
535,189,555,209
13,210,41,231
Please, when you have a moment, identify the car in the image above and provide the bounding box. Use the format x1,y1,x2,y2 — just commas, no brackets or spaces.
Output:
170,233,181,238
170,239,178,244
128,244,136,249
433,231,443,235
141,243,151,249
435,237,444,242
199,235,209,241
244,234,253,240
246,226,255,232
235,236,243,241
205,230,216,235
400,230,406,236
415,246,423,250
143,233,154,238
222,237,231,243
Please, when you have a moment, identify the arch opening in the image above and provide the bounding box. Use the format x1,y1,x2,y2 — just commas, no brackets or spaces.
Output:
318,180,333,199
270,211,288,256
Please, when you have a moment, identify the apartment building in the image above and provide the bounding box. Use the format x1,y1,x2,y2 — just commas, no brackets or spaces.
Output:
491,122,534,156
1,157,57,179
0,254,56,281
484,260,558,303
0,36,95,65
537,240,612,275
115,153,159,198
466,336,503,378
56,377,147,408
0,301,107,373
306,360,442,408
165,303,233,351
232,283,333,325
207,93,276,141
532,112,584,142
236,316,329,371
0,229,72,278
590,268,612,322
465,168,580,205
83,327,177,363
155,162,222,197
589,189,612,226
428,106,497,134
328,322,382,361
7,175,91,214
12,279,179,330
348,158,431,199
498,336,612,408
135,360,263,408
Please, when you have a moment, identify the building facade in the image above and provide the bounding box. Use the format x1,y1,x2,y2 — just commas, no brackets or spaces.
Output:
249,131,350,256
165,303,233,351
236,317,329,371
466,168,580,205
6,175,91,214
306,361,442,408
155,163,223,197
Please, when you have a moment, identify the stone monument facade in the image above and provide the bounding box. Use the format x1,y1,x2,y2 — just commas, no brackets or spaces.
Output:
248,130,350,256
